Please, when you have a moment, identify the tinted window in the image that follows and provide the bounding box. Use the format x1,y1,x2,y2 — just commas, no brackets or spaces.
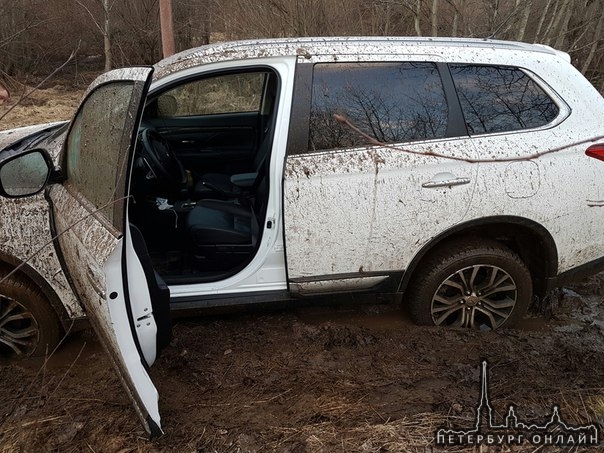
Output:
155,72,267,117
309,63,448,152
450,65,559,135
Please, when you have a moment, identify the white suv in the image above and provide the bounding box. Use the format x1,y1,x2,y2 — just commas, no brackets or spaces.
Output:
1,37,604,435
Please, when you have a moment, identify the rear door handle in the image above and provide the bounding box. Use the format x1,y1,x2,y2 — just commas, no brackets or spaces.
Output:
422,175,471,189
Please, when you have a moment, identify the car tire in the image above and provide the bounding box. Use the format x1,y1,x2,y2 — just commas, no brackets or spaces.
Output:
0,273,63,357
406,238,532,330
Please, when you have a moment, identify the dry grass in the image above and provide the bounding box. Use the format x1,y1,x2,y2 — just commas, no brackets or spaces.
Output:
0,85,83,131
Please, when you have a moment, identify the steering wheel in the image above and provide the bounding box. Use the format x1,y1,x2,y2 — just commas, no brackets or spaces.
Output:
139,128,187,190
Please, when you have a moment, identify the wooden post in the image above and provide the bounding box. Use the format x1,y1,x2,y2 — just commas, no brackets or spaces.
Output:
159,0,175,58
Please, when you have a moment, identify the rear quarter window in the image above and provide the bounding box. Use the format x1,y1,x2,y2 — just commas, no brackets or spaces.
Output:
450,65,559,135
308,62,448,152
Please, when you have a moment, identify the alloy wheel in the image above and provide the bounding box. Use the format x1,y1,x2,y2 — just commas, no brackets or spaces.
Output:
430,264,517,330
0,294,40,355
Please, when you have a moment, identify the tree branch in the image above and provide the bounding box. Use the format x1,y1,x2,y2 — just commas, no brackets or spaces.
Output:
76,0,106,36
334,113,604,163
0,44,80,123
0,20,48,50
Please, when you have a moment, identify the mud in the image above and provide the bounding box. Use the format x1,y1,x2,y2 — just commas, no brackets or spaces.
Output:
1,277,604,452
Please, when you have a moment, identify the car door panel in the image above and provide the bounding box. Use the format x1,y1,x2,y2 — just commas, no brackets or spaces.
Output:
283,141,477,291
148,112,261,174
48,67,166,436
161,127,256,174
282,60,477,293
49,183,162,434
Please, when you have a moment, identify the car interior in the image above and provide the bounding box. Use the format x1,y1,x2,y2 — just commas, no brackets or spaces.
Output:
129,68,279,285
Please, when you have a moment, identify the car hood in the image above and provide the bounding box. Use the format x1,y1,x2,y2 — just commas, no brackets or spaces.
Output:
0,121,67,153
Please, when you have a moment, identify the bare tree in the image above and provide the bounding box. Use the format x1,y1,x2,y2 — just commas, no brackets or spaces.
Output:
0,0,49,76
543,0,566,45
534,0,553,41
431,0,439,36
553,0,573,48
77,0,114,70
0,0,603,94
173,0,212,48
581,13,604,73
399,0,423,36
446,0,460,36
515,0,532,41
112,0,161,65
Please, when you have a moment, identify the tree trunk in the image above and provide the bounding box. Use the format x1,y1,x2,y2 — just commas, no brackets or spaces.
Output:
534,0,552,42
581,11,604,74
384,2,391,35
554,0,573,49
544,0,567,45
415,0,422,36
431,0,439,36
490,0,500,36
516,0,531,42
451,8,458,37
568,1,590,52
76,0,112,70
103,0,112,71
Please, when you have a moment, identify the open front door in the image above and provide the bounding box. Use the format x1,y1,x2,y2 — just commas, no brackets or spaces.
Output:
47,68,170,436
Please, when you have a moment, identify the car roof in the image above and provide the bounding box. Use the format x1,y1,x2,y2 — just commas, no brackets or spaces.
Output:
153,36,570,79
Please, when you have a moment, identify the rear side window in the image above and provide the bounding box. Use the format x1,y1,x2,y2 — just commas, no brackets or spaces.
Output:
309,63,448,152
450,65,559,135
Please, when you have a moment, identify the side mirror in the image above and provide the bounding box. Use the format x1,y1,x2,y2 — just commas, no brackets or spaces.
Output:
0,149,53,198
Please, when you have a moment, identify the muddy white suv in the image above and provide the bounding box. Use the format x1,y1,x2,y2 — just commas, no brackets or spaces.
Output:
1,37,604,435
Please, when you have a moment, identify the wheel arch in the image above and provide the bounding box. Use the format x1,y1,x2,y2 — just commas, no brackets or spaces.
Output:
0,251,72,332
399,216,558,298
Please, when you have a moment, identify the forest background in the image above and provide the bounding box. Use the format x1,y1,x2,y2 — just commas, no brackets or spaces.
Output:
1,0,603,93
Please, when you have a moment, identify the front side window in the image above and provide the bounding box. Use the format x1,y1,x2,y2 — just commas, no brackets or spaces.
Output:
66,82,135,223
155,72,267,117
309,62,448,152
450,65,559,135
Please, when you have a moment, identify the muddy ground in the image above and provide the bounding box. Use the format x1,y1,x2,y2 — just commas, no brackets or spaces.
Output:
1,83,604,452
2,284,604,452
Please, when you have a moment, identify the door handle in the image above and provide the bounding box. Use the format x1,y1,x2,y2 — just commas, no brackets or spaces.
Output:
422,174,471,189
